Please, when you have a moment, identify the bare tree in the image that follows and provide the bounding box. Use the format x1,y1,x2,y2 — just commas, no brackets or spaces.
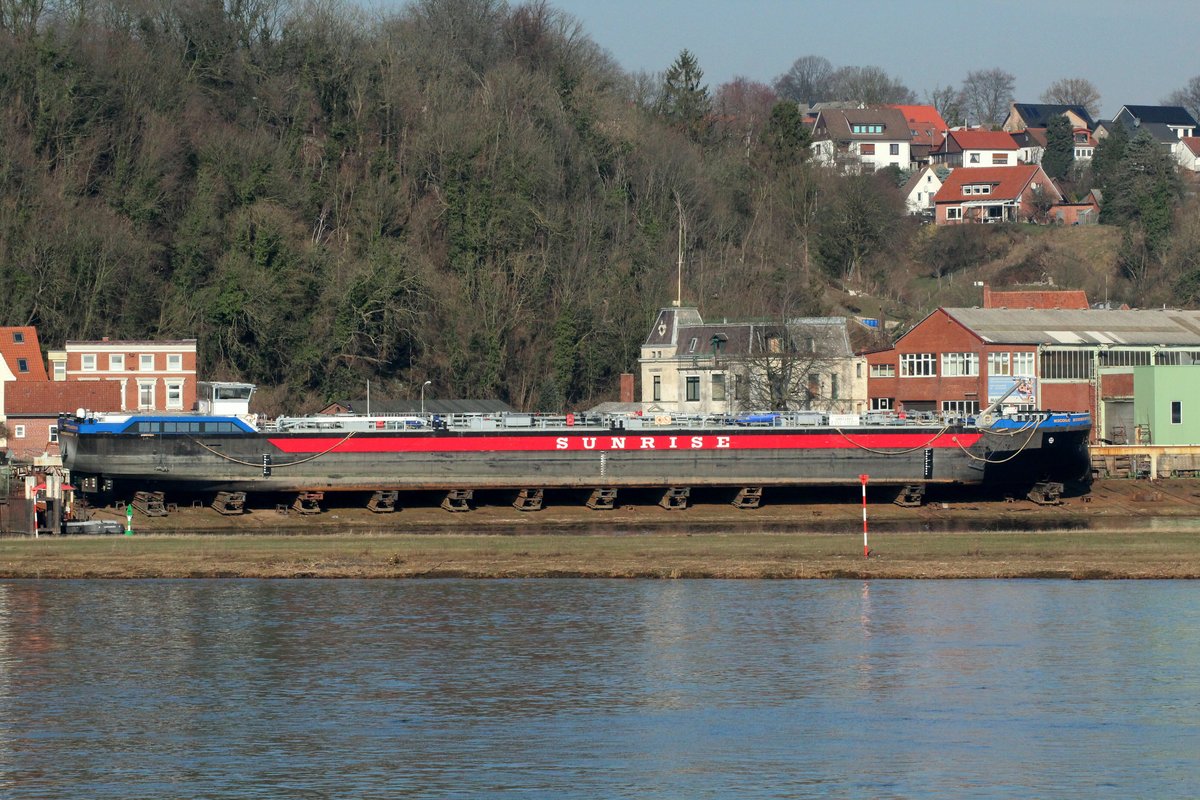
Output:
712,77,777,155
738,319,854,412
828,65,914,105
1163,75,1200,125
960,68,1015,128
772,54,833,107
927,84,965,127
1040,77,1101,117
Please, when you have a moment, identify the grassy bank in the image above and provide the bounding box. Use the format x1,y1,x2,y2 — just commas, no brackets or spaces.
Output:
3,528,1199,579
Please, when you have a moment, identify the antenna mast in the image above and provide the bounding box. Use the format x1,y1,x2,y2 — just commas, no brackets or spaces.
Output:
673,192,684,307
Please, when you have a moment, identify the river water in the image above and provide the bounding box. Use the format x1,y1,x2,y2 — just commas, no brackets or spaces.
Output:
0,579,1196,798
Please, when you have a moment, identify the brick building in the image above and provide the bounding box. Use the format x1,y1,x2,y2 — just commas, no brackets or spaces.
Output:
48,339,199,412
865,308,1200,442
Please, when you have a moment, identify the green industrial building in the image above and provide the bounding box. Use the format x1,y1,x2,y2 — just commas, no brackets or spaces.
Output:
1133,365,1200,445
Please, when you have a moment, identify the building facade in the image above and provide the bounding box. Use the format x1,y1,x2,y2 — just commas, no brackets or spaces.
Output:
639,307,869,415
865,308,1200,442
49,339,199,412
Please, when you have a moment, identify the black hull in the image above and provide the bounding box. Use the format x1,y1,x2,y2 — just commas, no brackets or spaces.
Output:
60,423,1092,498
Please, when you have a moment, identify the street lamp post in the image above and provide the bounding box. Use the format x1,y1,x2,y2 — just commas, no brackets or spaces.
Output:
420,380,432,415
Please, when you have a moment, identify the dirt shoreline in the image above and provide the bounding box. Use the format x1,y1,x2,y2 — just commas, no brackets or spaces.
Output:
2,479,1199,579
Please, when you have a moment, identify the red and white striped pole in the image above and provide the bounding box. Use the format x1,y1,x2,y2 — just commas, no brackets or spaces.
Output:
860,473,870,558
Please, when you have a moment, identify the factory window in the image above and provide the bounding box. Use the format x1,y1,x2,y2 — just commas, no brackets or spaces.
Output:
899,353,936,377
652,375,661,402
941,400,980,416
1099,349,1151,368
712,373,726,401
1172,401,1182,425
1040,350,1088,380
941,352,979,377
1012,352,1035,376
988,352,1011,376
685,376,700,402
870,363,895,378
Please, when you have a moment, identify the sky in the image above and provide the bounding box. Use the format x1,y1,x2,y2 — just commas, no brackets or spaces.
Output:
540,0,1200,119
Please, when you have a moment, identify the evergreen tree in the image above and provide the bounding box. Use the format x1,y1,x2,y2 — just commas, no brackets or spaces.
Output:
658,49,711,142
762,101,811,164
1091,123,1129,195
1102,130,1181,255
1042,114,1074,180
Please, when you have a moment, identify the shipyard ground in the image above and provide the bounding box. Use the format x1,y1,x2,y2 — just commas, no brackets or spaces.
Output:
2,479,1199,579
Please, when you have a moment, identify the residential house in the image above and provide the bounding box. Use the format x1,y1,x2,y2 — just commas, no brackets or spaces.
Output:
1175,137,1200,172
639,307,869,415
1002,103,1095,133
901,165,946,216
48,338,198,412
930,129,1021,167
3,381,122,463
1011,127,1046,165
1113,105,1198,140
809,107,912,174
932,164,1062,225
1072,128,1097,161
1097,105,1200,161
863,306,1200,442
0,327,49,458
888,104,948,169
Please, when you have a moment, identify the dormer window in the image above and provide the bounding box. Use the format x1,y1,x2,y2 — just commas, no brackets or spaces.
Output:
851,124,884,134
963,184,992,195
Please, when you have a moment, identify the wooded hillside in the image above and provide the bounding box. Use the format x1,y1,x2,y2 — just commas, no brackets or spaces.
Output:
1,0,1196,413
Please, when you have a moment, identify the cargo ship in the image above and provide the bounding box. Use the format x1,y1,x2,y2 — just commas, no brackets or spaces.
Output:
57,382,1092,509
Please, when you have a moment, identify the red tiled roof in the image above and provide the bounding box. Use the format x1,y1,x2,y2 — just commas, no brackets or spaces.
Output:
888,104,949,146
949,129,1019,150
0,327,48,381
933,165,1060,203
4,381,122,415
983,286,1089,310
1182,136,1200,156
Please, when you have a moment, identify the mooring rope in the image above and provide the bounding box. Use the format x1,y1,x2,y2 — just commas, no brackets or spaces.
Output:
834,425,951,455
953,422,1043,464
187,431,357,468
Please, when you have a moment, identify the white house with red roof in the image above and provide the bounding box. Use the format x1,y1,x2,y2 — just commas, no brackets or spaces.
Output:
931,129,1021,168
887,104,949,168
1176,137,1200,172
932,165,1061,225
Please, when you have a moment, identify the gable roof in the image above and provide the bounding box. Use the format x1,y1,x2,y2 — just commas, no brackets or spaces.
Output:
1010,103,1095,130
1012,127,1048,148
943,308,1200,346
0,327,48,381
1118,105,1199,128
946,129,1020,151
932,165,1060,203
811,107,912,142
3,380,122,415
888,104,948,145
1181,137,1200,157
900,165,943,197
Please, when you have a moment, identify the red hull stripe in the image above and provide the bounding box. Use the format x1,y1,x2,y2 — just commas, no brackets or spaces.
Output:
267,432,983,454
